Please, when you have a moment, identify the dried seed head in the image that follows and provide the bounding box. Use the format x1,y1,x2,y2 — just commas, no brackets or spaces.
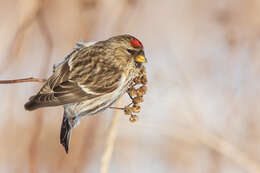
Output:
125,66,147,123
129,115,139,122
134,76,142,84
124,106,133,115
127,88,137,97
132,104,141,113
141,76,147,85
133,103,140,107
133,96,144,104
139,85,147,94
136,89,144,97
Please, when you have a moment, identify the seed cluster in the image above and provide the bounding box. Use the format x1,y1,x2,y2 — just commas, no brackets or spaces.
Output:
125,66,147,122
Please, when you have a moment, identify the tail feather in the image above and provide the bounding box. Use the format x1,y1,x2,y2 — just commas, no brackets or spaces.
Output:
60,116,72,154
24,96,40,111
24,93,58,111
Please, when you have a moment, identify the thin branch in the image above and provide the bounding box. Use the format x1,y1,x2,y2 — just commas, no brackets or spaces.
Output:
100,100,121,173
109,106,124,110
0,1,43,74
0,77,46,84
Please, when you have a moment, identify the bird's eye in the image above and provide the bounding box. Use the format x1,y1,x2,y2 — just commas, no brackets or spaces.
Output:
127,49,136,55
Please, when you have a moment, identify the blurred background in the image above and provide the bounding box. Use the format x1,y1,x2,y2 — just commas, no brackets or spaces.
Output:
1,0,260,172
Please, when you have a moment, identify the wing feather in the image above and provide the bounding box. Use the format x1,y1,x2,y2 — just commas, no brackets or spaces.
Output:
25,43,124,110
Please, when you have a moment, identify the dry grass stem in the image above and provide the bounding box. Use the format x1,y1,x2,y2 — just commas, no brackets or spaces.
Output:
0,1,43,74
100,100,121,173
0,77,46,84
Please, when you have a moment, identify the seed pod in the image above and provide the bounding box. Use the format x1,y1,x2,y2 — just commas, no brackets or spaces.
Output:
127,87,137,97
124,106,133,115
141,76,147,85
134,76,142,84
133,103,140,107
129,115,139,123
132,104,141,113
139,85,147,94
133,96,144,104
136,89,144,97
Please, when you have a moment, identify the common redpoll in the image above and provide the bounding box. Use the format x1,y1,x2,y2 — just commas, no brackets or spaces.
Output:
24,34,147,153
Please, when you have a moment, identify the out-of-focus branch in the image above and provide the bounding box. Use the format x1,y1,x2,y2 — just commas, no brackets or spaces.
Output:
0,1,43,74
0,77,46,84
194,126,260,173
173,57,260,173
171,124,260,173
26,2,53,173
99,2,139,172
100,100,121,173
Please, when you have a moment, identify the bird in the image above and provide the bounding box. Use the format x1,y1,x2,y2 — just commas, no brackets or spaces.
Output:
24,34,147,153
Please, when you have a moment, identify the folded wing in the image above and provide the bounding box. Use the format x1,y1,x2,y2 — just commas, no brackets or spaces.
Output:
25,45,122,111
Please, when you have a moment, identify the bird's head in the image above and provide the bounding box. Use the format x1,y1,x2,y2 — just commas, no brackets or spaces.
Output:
107,35,147,65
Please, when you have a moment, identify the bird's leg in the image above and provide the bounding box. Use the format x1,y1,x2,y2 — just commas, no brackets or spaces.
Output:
127,102,133,107
109,106,124,110
71,116,80,128
127,92,134,100
109,102,133,110
127,86,137,99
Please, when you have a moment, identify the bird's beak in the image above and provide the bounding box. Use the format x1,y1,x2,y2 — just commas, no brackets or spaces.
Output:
135,55,147,63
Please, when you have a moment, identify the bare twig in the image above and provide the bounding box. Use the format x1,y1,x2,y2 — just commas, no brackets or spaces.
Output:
0,77,46,84
0,1,43,74
100,100,121,173
173,57,260,173
74,121,99,173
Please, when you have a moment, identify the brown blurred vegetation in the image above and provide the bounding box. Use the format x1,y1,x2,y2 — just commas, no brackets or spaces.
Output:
1,0,260,172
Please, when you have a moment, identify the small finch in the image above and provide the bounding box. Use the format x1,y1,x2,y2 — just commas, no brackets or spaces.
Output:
24,34,147,153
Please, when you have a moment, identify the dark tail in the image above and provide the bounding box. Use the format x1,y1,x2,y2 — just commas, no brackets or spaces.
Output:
60,115,72,154
24,96,40,111
24,94,57,111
